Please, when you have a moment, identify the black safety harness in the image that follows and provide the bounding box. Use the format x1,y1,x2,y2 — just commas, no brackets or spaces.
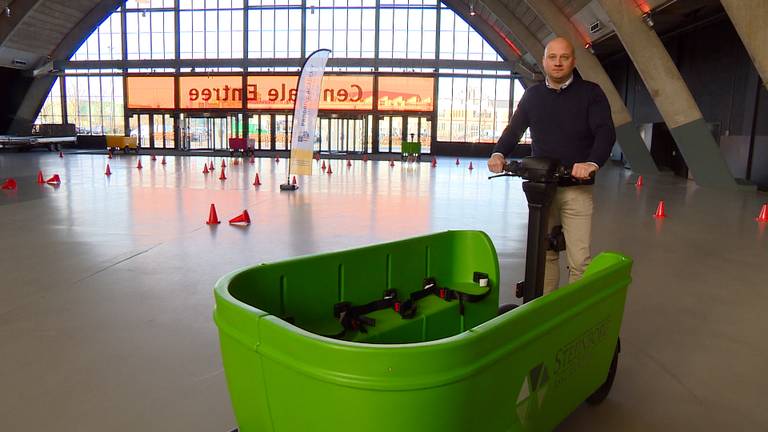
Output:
332,272,491,336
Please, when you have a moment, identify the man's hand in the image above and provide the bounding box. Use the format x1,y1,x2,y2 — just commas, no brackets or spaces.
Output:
487,153,506,173
571,162,598,180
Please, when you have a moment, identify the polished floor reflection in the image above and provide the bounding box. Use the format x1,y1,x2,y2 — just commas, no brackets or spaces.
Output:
1,152,767,431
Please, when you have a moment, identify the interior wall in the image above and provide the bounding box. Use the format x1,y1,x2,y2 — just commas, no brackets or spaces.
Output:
600,16,767,188
0,67,34,135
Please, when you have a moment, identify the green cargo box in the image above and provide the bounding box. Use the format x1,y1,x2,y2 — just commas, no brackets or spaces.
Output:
213,230,632,431
401,141,421,159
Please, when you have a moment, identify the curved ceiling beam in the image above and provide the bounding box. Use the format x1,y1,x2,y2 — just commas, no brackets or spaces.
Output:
0,0,41,46
441,0,539,81
480,0,545,62
10,0,120,134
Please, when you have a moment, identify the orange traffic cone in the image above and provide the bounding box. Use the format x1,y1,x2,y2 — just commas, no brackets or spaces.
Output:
327,164,333,174
253,173,262,186
219,167,227,180
389,159,395,167
431,156,437,167
58,151,63,158
46,174,61,184
233,158,240,166
1,178,17,190
136,159,143,169
206,204,221,225
275,156,280,163
635,176,643,187
292,176,297,185
469,161,474,170
161,156,167,165
363,154,369,162
321,161,326,171
347,159,352,168
203,164,209,174
107,151,112,159
756,204,768,222
105,164,112,176
209,161,214,171
221,159,227,168
151,154,156,161
249,156,255,164
37,171,45,184
653,201,667,218
229,210,251,225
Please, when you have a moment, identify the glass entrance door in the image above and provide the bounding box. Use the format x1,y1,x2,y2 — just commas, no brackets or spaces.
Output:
316,116,369,154
378,115,431,154
246,114,273,150
129,113,175,149
181,114,240,151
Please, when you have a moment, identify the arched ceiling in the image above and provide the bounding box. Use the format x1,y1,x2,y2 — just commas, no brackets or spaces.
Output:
0,0,724,75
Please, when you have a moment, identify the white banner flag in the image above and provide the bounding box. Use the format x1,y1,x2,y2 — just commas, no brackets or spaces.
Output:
289,49,331,176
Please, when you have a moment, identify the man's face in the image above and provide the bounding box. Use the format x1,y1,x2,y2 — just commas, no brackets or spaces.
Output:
543,40,575,83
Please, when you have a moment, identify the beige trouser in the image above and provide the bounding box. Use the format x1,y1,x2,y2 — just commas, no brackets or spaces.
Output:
543,185,594,295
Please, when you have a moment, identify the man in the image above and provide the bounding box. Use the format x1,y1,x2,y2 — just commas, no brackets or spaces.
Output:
487,37,615,294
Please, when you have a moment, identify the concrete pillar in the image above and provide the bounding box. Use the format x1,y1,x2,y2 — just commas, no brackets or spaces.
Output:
597,0,737,188
522,0,658,175
721,0,768,90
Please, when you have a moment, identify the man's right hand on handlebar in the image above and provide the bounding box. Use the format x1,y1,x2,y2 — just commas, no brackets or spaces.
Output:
487,153,505,173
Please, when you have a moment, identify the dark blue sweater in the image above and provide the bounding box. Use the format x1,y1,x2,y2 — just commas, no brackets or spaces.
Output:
494,77,615,169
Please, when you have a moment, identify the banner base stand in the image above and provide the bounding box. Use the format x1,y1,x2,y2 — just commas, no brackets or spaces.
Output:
280,183,299,191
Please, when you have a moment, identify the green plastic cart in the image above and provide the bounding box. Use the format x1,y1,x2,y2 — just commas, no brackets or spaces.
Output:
213,230,631,431
214,157,632,431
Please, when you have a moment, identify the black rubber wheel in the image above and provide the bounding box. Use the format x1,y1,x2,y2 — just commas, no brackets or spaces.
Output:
498,303,518,315
586,339,620,405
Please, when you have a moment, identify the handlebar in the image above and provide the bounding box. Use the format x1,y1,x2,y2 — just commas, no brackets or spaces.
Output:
488,157,595,184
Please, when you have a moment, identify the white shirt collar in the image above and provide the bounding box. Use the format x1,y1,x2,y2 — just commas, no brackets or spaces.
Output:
545,74,574,91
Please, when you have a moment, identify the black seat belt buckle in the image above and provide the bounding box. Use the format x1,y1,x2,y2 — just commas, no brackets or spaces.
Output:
473,272,490,287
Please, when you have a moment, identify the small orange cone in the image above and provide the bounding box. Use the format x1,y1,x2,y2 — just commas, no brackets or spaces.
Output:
431,156,437,167
136,159,143,169
275,156,280,163
108,151,112,159
321,161,326,171
151,154,156,161
469,161,474,170
219,167,227,180
1,178,17,190
455,158,460,165
221,159,226,168
46,174,61,184
292,176,297,185
105,164,112,176
37,171,45,184
58,151,63,158
203,164,209,174
653,201,667,218
206,204,221,225
756,204,768,222
327,164,333,174
249,156,255,164
233,158,240,166
253,173,262,186
229,210,251,225
347,159,352,168
161,156,167,165
209,161,215,171
635,176,643,187
389,159,395,167
363,154,368,162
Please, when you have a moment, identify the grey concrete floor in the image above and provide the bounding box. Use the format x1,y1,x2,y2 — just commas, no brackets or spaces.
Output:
0,152,766,431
